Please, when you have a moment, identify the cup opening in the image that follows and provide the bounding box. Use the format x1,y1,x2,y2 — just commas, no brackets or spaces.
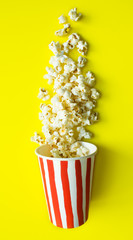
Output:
35,141,97,161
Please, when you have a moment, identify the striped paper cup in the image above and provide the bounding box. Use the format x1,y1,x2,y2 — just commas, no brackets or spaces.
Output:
35,141,97,228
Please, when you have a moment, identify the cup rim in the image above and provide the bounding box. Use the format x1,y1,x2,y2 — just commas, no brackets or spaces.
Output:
35,141,98,161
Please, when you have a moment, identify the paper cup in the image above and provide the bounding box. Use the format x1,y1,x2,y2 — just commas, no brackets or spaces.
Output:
35,141,97,228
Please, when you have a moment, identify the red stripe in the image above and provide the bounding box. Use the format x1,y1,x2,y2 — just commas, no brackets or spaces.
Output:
39,157,53,223
61,161,74,228
47,160,63,228
75,160,84,226
85,158,91,220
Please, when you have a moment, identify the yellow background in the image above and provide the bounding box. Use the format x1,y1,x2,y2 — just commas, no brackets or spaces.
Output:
0,0,133,239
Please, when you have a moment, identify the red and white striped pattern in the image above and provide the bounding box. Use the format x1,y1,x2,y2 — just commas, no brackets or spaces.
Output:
38,155,95,228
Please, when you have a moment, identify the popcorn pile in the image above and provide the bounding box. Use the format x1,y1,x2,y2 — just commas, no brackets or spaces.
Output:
31,8,100,158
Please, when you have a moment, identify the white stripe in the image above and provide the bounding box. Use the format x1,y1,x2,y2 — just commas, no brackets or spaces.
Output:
68,161,79,228
43,159,56,226
89,155,95,201
80,158,87,223
38,157,50,217
53,161,67,228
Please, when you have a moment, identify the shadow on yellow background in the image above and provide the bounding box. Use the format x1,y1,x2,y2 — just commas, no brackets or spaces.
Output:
92,146,116,201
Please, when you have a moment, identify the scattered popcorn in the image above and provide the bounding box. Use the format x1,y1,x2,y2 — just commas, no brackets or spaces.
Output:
58,14,67,24
78,56,87,67
49,41,62,55
49,56,62,73
46,67,57,77
40,103,46,111
91,88,100,100
32,8,101,158
77,126,92,140
68,8,82,21
86,71,96,87
56,53,68,63
72,67,81,75
55,23,71,36
81,117,91,126
62,33,80,53
43,74,54,84
64,23,71,33
90,112,99,124
68,33,80,47
77,40,88,55
64,62,76,74
31,132,45,144
38,88,50,101
85,100,95,110
62,41,69,53
70,75,77,83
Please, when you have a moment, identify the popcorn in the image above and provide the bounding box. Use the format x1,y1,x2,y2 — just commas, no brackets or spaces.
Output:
86,71,96,87
64,62,76,74
58,14,67,24
70,142,81,152
77,127,92,140
76,146,89,157
56,88,65,96
57,109,68,119
72,67,81,75
40,103,46,111
90,112,99,124
77,75,86,85
85,101,95,110
82,110,91,118
63,57,81,75
63,82,72,91
62,42,69,53
70,142,90,157
91,88,100,100
77,40,88,55
49,41,62,55
78,56,87,67
62,33,80,53
51,95,64,110
56,53,68,63
68,129,74,136
68,8,82,21
31,132,45,144
32,8,101,158
55,23,71,36
70,75,77,83
72,86,80,96
41,106,53,120
39,112,44,120
49,56,62,73
64,23,70,31
59,127,67,136
65,135,75,144
54,74,69,90
63,90,71,100
46,67,57,77
51,148,61,158
38,88,50,101
43,74,54,84
72,116,82,125
81,117,91,126
68,33,80,47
